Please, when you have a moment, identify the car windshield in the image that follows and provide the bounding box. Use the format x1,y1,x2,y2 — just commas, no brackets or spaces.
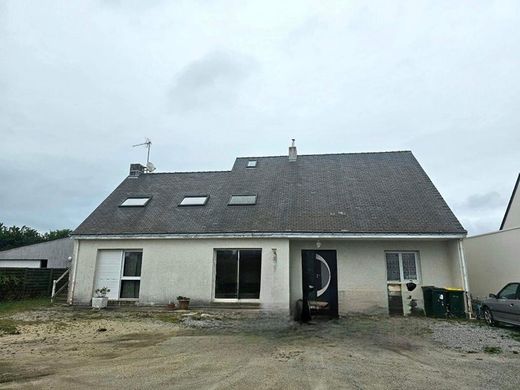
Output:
498,283,519,299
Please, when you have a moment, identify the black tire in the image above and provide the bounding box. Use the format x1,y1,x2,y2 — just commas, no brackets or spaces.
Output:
483,307,495,326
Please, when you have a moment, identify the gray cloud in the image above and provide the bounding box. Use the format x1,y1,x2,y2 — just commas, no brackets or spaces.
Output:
459,192,506,211
170,51,257,112
0,0,518,235
454,191,510,235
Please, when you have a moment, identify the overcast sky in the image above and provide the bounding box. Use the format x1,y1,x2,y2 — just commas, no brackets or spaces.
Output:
0,0,519,236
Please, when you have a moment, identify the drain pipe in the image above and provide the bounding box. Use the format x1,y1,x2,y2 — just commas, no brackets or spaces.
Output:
457,239,473,319
68,240,80,305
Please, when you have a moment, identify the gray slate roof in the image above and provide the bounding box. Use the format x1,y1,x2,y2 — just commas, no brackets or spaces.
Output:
73,151,466,236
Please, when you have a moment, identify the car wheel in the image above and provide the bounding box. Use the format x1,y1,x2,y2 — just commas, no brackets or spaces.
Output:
483,307,495,326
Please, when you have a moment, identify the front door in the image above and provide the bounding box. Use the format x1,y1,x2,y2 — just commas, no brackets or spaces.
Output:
302,250,338,317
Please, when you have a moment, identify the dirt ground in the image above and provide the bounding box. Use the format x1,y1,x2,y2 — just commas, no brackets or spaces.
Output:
1,306,519,389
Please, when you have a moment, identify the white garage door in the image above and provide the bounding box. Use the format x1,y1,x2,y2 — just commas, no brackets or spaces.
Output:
94,250,123,300
0,260,42,268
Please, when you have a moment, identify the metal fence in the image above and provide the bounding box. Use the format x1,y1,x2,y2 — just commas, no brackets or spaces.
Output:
0,268,68,300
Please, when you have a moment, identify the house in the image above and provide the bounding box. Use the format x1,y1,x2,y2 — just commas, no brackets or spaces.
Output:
464,174,520,299
0,237,73,269
69,145,469,316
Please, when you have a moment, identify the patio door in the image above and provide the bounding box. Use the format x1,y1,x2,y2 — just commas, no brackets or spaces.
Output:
214,249,262,300
301,250,338,317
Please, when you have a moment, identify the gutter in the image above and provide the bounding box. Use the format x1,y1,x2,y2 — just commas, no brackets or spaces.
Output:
71,232,466,240
457,239,473,318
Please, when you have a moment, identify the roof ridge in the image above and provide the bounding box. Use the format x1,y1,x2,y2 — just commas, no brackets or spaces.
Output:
148,170,231,175
236,150,412,159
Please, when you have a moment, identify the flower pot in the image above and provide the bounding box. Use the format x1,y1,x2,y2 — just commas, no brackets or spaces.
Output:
167,303,176,310
177,299,190,310
92,297,109,309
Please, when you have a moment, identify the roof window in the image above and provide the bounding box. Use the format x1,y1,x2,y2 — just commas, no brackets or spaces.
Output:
120,197,151,207
247,160,257,168
228,195,257,206
179,196,209,206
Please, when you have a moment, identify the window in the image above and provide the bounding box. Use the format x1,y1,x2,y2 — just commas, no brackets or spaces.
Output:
498,283,519,299
228,195,257,205
179,196,209,206
120,251,142,299
215,249,262,299
247,160,257,168
120,197,150,207
385,252,420,282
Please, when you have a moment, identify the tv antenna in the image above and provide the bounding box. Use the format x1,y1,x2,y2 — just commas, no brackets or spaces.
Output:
132,138,156,172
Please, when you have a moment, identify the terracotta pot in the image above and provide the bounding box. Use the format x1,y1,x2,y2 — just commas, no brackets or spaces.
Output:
178,299,190,310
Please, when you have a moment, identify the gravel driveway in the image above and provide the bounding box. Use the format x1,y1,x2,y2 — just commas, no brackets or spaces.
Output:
1,306,519,389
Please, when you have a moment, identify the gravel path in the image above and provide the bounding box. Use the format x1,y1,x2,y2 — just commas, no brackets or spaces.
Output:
1,307,520,389
431,320,520,353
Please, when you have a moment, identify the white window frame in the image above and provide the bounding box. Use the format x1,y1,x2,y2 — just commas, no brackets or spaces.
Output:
385,251,421,283
228,195,257,206
120,197,151,207
179,195,209,206
212,248,262,303
246,160,257,168
119,250,143,301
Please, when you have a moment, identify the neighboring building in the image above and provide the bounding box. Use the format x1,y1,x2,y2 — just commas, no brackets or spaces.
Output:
465,173,520,299
69,145,469,316
0,238,73,268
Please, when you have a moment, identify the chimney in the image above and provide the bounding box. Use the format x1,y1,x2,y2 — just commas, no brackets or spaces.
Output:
129,163,146,177
288,139,297,162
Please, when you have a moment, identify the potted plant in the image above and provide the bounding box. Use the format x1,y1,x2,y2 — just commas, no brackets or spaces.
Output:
166,300,176,310
92,287,110,309
177,296,190,310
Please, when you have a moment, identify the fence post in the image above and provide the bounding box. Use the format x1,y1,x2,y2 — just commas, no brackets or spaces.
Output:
22,268,28,298
48,269,54,296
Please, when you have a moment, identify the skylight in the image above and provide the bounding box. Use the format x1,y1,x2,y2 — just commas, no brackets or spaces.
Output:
228,195,257,205
179,196,209,206
120,197,151,207
247,160,257,168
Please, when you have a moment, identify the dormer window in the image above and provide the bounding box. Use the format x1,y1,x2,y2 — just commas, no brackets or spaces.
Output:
120,197,151,207
247,160,257,168
179,196,209,206
228,195,257,205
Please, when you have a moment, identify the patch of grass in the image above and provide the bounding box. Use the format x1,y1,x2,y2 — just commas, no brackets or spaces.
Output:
483,346,502,354
156,314,182,324
0,319,20,336
0,298,53,315
509,332,520,342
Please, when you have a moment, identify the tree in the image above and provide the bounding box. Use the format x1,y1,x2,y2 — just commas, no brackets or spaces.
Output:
0,223,71,251
43,229,72,241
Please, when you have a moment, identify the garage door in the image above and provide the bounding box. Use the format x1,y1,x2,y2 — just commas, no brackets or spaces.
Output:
94,250,123,300
0,260,42,268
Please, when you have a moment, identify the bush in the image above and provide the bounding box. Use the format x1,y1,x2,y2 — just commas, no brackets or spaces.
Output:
0,274,23,300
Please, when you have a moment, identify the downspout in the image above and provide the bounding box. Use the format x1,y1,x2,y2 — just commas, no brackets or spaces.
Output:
457,239,473,318
68,239,80,305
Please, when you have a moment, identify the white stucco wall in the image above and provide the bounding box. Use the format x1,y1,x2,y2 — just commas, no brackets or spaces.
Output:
70,238,290,311
70,237,463,316
289,239,462,315
464,227,520,299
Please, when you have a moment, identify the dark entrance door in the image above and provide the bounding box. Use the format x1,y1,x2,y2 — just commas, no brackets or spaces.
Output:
301,250,338,317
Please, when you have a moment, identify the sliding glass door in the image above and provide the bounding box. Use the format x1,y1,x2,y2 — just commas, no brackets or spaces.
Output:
215,249,261,299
